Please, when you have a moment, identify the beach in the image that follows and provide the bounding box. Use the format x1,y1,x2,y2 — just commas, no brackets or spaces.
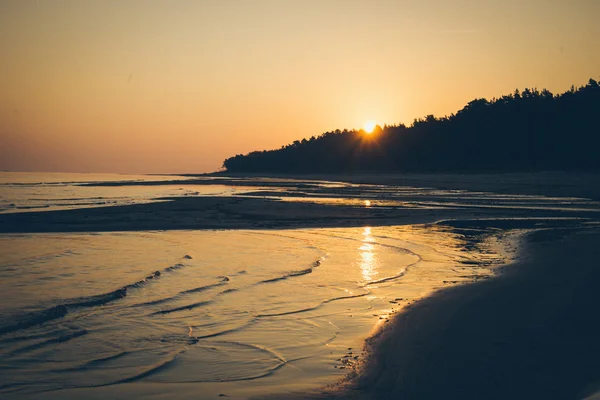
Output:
279,226,600,400
1,172,600,399
4,0,599,398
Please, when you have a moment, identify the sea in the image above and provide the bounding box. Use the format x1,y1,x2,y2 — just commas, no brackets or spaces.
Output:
0,172,597,399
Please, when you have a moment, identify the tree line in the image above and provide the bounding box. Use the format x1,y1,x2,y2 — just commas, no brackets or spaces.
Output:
223,79,600,173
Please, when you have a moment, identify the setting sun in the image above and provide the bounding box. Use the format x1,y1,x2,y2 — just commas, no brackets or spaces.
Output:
363,121,377,133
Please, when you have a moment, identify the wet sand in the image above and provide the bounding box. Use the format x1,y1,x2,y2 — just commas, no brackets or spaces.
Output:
0,195,442,233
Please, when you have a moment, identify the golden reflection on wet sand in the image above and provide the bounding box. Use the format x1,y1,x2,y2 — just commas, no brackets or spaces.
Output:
359,227,378,282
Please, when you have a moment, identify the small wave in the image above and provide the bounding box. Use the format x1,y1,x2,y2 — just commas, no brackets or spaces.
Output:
257,290,370,318
146,270,162,279
208,357,287,383
164,263,185,272
258,267,312,283
64,270,163,307
180,277,230,295
132,277,229,309
180,281,227,295
93,340,286,385
145,340,288,384
55,351,132,372
257,258,322,284
361,246,422,287
0,289,124,335
82,350,129,366
364,269,408,286
132,297,174,307
323,291,370,304
192,318,258,340
65,288,128,308
108,348,186,385
0,270,165,336
0,305,68,336
149,300,213,316
9,329,88,356
219,288,239,295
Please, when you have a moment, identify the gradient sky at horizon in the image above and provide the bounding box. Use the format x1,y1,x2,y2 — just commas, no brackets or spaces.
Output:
1,0,599,173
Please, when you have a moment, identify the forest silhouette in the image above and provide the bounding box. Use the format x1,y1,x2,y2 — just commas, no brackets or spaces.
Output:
223,79,600,173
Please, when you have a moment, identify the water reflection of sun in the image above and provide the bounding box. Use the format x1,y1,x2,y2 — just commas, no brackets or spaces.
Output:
360,227,377,281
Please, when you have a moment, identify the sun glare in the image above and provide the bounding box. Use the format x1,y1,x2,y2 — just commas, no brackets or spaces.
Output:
363,121,377,134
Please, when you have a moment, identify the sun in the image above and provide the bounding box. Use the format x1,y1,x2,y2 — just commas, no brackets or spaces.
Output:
363,120,377,134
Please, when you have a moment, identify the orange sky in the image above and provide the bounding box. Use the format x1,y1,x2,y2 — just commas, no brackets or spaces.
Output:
1,0,599,173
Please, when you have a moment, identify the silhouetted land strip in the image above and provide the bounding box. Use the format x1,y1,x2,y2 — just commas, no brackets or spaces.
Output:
223,79,600,173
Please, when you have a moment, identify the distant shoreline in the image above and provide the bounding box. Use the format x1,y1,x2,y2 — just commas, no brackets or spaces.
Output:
131,171,600,201
203,171,600,200
4,171,600,235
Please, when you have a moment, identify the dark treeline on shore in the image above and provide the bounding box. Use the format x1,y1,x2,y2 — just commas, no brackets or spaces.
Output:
223,79,600,173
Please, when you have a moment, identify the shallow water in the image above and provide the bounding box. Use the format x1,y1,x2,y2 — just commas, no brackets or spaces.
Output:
0,172,259,213
0,224,509,398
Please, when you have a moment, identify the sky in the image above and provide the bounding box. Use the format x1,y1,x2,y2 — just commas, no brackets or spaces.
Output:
1,0,599,174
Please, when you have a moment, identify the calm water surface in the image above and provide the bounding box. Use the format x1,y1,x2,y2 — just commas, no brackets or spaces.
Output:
0,172,253,213
0,226,508,399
